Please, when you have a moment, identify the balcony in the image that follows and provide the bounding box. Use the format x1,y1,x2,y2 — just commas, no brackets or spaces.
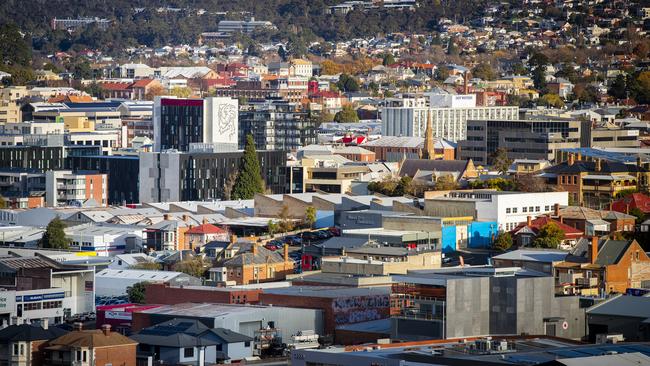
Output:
575,277,598,287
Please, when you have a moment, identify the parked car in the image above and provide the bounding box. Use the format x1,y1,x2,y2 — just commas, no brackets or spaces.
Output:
284,236,302,245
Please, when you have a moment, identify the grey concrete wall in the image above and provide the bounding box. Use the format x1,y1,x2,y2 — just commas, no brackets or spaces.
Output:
445,277,490,338
489,276,518,335
424,200,477,218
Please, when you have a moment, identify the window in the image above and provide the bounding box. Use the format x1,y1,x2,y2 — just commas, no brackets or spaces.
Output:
506,208,511,214
529,206,534,212
184,347,195,358
535,206,540,212
512,208,517,213
545,205,550,211
216,344,223,351
522,207,528,213
13,344,19,356
245,341,251,347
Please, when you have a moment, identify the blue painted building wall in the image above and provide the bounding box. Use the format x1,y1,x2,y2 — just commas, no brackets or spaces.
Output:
441,226,457,253
467,221,498,249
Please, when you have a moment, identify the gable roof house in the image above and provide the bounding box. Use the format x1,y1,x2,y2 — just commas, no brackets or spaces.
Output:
130,318,253,364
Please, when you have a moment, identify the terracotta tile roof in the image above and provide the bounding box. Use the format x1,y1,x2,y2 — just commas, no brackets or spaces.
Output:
510,216,584,239
130,79,156,88
186,223,227,235
99,82,131,91
49,330,137,348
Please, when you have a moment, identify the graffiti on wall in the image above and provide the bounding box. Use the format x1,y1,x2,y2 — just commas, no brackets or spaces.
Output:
332,295,390,324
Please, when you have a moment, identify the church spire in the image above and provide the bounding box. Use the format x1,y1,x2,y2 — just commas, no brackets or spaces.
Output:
423,111,434,160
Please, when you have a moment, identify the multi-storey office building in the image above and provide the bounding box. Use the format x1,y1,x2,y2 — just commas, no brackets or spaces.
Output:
153,97,238,152
139,150,287,203
460,119,582,164
69,155,140,205
382,97,518,142
239,98,318,151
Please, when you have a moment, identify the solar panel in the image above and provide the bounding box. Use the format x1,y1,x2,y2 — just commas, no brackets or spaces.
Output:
550,350,588,358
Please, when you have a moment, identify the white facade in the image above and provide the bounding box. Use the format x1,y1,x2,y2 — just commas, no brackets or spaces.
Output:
472,191,569,231
382,105,519,142
65,224,144,256
204,97,238,150
426,93,477,108
95,269,199,297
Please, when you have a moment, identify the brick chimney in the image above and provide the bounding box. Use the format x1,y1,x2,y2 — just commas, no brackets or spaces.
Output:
590,236,599,264
568,153,575,166
202,217,208,225
101,324,111,336
74,322,83,331
182,214,189,222
163,213,171,221
251,243,258,256
230,234,237,244
554,203,560,217
527,216,532,226
283,244,289,262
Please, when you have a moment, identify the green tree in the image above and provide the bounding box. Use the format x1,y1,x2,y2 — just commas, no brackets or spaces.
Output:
633,71,650,104
0,23,31,66
278,205,294,233
395,176,413,196
472,62,497,81
491,148,512,175
39,217,69,249
629,207,646,224
334,105,359,122
533,223,565,249
494,232,513,251
382,53,395,66
435,175,458,191
608,74,627,100
173,257,209,278
336,74,360,93
232,134,264,200
539,93,565,108
268,220,279,236
305,206,316,229
126,282,147,304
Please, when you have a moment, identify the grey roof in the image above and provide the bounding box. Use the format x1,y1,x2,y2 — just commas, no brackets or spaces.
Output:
399,159,469,178
316,237,369,250
0,324,68,342
492,249,568,263
587,296,650,318
595,240,631,266
131,318,251,348
223,242,285,266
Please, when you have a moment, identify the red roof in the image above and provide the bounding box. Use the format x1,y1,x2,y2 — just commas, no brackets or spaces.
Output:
99,82,131,91
130,79,156,88
186,223,227,235
612,193,650,214
509,216,584,239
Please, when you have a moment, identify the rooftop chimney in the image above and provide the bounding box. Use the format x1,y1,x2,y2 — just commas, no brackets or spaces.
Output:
202,217,208,225
230,234,237,244
101,324,111,336
568,153,575,166
595,159,602,172
41,318,48,330
527,216,532,226
73,322,83,332
554,203,560,217
163,213,171,221
590,236,599,264
182,214,189,222
251,243,258,256
283,244,289,262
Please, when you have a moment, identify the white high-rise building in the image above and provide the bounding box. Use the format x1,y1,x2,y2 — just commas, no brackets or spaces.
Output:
382,94,519,142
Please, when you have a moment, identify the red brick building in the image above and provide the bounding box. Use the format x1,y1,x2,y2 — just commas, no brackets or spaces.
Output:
144,283,262,305
45,324,137,366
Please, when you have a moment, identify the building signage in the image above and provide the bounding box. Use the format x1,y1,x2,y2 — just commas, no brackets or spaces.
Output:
16,292,65,302
105,311,132,320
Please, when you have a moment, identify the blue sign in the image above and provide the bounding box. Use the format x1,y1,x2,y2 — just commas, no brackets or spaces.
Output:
16,292,65,302
15,296,22,302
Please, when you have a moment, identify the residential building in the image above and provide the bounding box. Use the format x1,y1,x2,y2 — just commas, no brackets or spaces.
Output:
289,156,371,194
153,97,238,152
213,243,294,285
239,98,318,151
44,324,137,366
0,145,101,172
184,223,229,250
0,323,68,366
131,318,253,365
542,158,650,209
460,119,582,165
44,170,107,207
69,155,140,205
398,159,479,185
558,206,636,235
138,149,287,203
508,216,584,247
582,121,640,148
289,59,313,77
382,96,518,142
612,193,650,215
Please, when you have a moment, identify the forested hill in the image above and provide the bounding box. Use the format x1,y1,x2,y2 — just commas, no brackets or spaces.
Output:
2,0,492,52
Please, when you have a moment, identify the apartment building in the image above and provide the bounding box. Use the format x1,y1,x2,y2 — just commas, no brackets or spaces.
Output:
44,170,107,207
238,98,318,151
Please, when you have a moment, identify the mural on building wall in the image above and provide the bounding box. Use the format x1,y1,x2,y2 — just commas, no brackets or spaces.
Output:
332,295,390,324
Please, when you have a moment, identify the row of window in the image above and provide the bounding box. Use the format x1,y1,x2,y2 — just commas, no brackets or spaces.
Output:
505,205,551,214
